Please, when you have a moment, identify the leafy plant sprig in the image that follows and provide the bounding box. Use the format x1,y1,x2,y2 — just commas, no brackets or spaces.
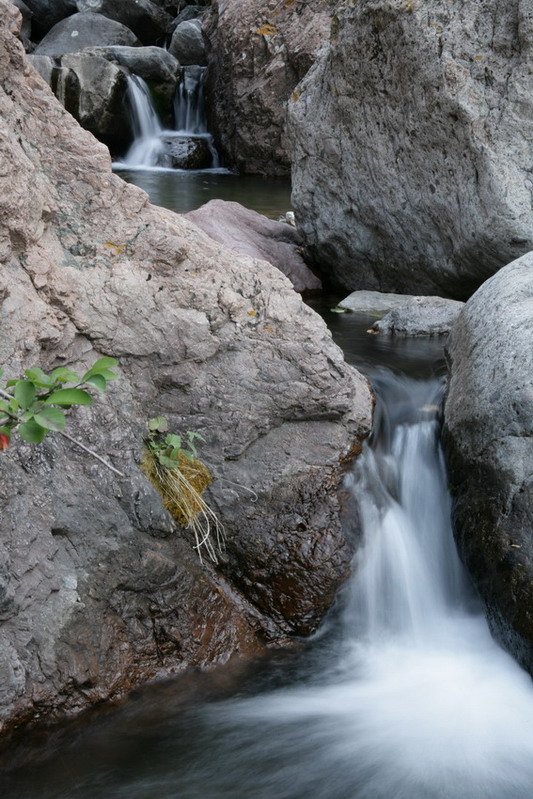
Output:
145,416,206,468
0,357,118,448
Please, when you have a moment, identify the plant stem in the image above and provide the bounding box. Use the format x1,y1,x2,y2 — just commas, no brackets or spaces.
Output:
60,431,125,478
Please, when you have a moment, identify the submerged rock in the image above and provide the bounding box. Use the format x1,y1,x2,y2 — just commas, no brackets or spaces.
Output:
205,0,338,176
443,252,533,674
0,1,372,734
34,11,140,55
186,200,322,294
289,1,533,299
370,296,464,337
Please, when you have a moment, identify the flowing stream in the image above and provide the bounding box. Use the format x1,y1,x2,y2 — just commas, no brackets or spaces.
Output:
4,314,533,797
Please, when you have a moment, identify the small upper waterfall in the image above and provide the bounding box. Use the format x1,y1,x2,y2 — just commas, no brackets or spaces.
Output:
115,70,221,171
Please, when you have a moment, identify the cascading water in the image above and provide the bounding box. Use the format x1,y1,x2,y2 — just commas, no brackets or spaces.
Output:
6,353,533,798
115,69,221,171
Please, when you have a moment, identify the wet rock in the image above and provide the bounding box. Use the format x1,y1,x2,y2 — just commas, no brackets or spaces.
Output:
158,134,212,169
443,252,533,674
0,0,372,733
186,200,322,294
289,1,533,299
23,0,77,39
205,0,338,176
169,18,206,65
370,297,464,337
34,11,140,56
85,45,181,110
76,0,173,46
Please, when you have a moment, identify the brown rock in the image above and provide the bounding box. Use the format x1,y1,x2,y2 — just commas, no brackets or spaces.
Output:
205,0,339,176
0,1,372,734
185,199,322,293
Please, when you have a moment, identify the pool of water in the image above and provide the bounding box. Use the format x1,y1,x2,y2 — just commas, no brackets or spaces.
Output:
115,168,292,218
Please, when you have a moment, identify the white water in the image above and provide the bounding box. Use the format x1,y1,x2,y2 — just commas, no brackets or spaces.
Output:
195,373,533,799
115,71,221,171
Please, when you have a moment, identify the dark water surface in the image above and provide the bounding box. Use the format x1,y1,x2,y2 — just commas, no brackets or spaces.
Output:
116,168,292,218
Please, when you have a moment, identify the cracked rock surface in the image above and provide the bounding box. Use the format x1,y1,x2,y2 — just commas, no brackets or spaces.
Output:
289,0,533,298
443,252,533,673
0,1,372,734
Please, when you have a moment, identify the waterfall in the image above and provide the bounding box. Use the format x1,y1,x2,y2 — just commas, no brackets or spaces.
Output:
121,75,165,168
197,372,533,799
115,70,221,171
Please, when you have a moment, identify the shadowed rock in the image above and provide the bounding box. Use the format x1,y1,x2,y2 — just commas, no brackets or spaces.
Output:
34,11,140,55
76,0,173,45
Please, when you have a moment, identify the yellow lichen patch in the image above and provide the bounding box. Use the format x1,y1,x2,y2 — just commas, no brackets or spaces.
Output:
404,0,414,11
104,241,126,255
247,309,257,317
291,88,302,102
255,23,277,36
284,0,295,6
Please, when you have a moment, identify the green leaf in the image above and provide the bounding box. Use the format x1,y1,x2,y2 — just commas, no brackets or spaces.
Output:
98,368,117,381
6,379,17,387
158,454,178,469
85,374,107,392
82,357,118,381
148,416,168,433
24,367,54,388
0,400,10,413
50,367,80,384
33,407,66,432
8,398,19,414
14,380,36,409
20,410,34,422
19,419,47,443
166,434,182,449
43,388,93,406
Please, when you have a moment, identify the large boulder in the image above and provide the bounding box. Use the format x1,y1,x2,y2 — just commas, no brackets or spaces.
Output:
85,45,181,113
0,1,372,733
205,0,338,176
76,0,173,45
34,11,140,55
22,0,77,39
158,133,212,169
289,1,533,299
370,296,464,337
169,18,206,65
443,252,533,673
186,200,322,294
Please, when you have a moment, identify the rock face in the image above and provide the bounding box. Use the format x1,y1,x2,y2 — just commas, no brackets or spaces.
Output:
186,200,322,294
75,0,173,45
289,1,533,299
205,0,338,176
443,253,533,673
34,11,140,55
0,1,372,733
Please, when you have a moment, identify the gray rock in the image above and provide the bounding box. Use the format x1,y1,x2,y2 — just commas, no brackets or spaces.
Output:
186,200,322,294
339,290,425,315
171,5,205,29
370,297,464,337
23,0,77,38
205,0,338,176
169,18,206,66
158,134,212,169
12,0,32,39
0,0,372,734
85,45,181,110
34,11,140,56
288,1,533,299
76,0,173,45
27,52,54,83
443,252,533,674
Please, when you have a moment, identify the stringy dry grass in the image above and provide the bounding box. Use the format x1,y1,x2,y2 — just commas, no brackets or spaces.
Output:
141,450,225,563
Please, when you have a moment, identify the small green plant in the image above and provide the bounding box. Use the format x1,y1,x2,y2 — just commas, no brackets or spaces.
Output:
142,417,225,563
0,357,118,447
